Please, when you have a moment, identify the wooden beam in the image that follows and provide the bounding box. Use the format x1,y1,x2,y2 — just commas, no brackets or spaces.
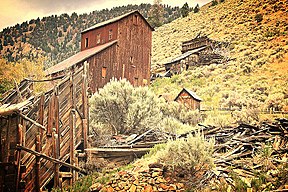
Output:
24,76,65,82
47,94,55,136
38,94,45,139
69,76,75,184
16,124,23,191
35,135,41,192
82,61,89,149
16,145,87,174
14,79,24,102
127,129,153,145
55,91,61,187
5,116,11,162
18,113,46,131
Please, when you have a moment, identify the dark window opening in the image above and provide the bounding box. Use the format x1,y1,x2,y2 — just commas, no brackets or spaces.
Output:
85,38,88,47
108,30,113,41
102,67,107,78
134,77,139,86
134,15,139,25
130,56,133,63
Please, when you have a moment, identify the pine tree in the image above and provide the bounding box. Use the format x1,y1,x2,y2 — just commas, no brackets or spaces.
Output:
181,2,190,17
212,0,218,6
147,0,165,28
194,4,200,13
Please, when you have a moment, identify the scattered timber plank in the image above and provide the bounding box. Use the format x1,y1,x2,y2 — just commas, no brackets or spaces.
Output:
17,145,87,175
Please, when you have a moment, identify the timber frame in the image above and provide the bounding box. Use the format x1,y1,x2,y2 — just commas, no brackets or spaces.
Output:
0,62,89,191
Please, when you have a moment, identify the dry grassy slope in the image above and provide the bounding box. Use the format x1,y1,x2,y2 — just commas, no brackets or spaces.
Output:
151,0,288,110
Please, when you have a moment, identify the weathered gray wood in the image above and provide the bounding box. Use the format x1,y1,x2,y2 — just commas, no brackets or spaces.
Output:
127,129,153,145
16,145,87,174
18,113,46,131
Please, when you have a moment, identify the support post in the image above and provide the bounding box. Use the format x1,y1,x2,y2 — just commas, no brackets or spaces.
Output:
69,76,75,184
53,89,60,188
35,134,41,192
16,123,23,191
82,61,89,150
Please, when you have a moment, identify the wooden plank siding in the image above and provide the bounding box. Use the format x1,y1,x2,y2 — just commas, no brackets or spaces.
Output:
81,22,118,51
117,12,151,87
46,10,152,93
174,88,202,111
87,44,118,92
0,66,88,191
176,92,201,110
0,11,153,191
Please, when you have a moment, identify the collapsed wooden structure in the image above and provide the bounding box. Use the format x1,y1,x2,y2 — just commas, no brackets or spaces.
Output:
179,118,288,190
0,63,89,191
87,129,174,164
164,35,226,75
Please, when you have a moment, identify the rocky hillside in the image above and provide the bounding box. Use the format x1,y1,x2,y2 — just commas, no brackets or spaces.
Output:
151,0,288,111
0,4,182,68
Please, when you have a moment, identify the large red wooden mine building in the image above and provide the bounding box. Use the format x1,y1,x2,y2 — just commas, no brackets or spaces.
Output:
0,11,153,192
46,10,153,92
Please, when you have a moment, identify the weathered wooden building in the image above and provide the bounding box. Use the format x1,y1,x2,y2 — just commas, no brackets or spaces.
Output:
0,65,88,191
164,35,224,75
46,10,153,92
174,88,202,110
0,11,153,192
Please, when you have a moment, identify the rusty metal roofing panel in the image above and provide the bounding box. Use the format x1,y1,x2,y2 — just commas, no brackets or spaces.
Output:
45,40,117,75
164,46,208,65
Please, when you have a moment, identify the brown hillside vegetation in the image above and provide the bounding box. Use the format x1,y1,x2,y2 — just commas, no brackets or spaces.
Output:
151,0,288,111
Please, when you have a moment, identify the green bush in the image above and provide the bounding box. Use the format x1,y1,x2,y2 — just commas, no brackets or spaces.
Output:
150,133,214,189
158,133,214,169
90,79,207,145
255,14,263,23
89,79,164,136
161,101,204,126
211,0,218,6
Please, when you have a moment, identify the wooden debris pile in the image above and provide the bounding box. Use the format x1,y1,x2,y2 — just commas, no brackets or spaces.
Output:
180,118,288,190
86,129,175,164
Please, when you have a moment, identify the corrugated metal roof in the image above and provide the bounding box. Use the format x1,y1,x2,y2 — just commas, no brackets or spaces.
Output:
45,40,117,75
81,10,154,33
175,88,202,102
164,46,208,65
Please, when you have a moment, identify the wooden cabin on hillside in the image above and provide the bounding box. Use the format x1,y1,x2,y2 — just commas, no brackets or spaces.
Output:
175,88,202,110
0,11,153,192
46,10,154,92
164,35,224,75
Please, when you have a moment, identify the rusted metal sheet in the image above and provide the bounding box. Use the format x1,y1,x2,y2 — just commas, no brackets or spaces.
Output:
45,41,117,77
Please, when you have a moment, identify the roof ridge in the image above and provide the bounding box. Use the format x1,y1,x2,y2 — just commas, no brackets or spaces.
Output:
81,10,153,33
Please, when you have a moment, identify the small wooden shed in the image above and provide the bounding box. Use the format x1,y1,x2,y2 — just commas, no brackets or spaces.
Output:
174,88,202,110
